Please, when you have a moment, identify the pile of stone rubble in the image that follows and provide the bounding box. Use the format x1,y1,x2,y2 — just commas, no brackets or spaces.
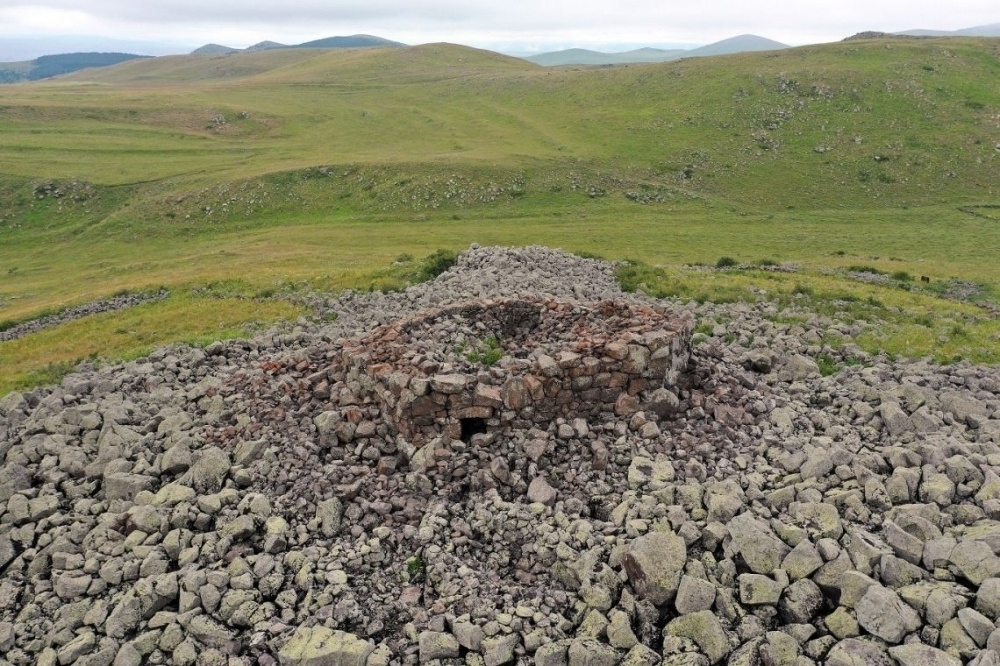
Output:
0,290,170,343
1,246,1000,666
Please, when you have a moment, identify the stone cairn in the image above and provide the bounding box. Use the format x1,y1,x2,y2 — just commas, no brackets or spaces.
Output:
1,246,1000,666
341,299,692,447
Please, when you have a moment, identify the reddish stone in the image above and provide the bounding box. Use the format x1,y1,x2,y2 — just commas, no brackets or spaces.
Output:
556,351,582,369
453,406,493,419
606,342,628,360
502,378,531,410
368,363,393,377
410,396,440,418
448,393,473,410
376,457,398,475
615,393,640,417
592,442,610,471
555,390,574,406
343,406,363,424
628,378,649,396
443,422,461,440
474,385,503,408
523,375,545,401
608,373,629,389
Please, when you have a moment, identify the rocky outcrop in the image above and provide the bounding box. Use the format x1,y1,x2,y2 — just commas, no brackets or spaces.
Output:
1,246,1000,666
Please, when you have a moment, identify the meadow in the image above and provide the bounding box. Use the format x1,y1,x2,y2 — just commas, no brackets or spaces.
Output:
1,37,999,392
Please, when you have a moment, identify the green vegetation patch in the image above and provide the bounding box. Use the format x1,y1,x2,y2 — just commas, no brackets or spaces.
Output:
0,292,306,395
3,38,1000,391
617,260,1000,365
464,334,504,367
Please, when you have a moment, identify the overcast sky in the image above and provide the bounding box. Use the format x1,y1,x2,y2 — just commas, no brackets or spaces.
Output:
1,0,997,59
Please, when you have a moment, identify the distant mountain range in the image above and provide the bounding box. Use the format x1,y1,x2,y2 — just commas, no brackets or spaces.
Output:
524,35,789,66
845,23,1000,42
0,35,406,84
897,22,1000,37
3,25,999,84
190,34,406,55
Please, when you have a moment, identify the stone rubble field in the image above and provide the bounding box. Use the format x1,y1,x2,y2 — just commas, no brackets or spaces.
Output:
1,246,1000,666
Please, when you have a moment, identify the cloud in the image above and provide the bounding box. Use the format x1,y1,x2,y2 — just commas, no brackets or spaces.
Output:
0,1,996,51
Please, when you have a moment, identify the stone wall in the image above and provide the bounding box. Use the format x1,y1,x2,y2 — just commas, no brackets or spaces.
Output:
338,299,693,446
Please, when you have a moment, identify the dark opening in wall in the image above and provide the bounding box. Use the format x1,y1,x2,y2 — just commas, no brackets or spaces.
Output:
460,418,488,443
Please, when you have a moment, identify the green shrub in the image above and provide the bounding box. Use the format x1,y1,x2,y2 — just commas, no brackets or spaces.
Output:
792,283,814,296
417,249,458,281
847,265,885,275
716,256,738,269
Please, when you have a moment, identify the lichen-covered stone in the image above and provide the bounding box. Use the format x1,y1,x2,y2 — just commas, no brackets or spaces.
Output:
279,627,373,666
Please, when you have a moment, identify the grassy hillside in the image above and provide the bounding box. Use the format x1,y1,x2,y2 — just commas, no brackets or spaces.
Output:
4,39,998,204
1,37,999,391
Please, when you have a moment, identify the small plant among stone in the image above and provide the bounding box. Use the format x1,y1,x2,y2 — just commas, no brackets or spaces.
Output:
401,554,424,583
816,354,840,376
465,334,503,366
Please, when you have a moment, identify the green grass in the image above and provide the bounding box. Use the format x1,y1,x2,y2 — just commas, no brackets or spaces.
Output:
0,292,305,395
620,260,1000,365
1,37,1000,391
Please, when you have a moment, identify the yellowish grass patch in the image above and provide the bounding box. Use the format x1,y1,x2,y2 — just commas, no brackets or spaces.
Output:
0,293,306,395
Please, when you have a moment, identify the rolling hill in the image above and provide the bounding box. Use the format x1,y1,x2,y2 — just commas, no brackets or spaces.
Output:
8,37,998,210
4,37,994,200
1,36,1000,387
190,44,240,56
0,35,407,83
685,34,788,56
898,23,1000,37
524,47,687,66
189,34,406,55
524,34,787,66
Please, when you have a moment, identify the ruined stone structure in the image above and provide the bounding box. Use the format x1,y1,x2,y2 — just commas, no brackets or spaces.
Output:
6,247,1000,666
339,299,694,446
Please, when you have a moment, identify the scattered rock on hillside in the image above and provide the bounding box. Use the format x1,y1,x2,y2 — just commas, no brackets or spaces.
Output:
0,245,999,666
